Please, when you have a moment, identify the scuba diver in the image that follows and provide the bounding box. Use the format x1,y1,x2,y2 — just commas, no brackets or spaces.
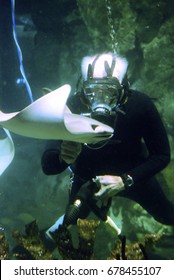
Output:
41,53,174,239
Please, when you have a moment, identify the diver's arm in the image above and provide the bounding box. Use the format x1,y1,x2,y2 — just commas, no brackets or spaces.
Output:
41,140,82,175
41,140,68,175
129,98,170,185
41,148,68,175
96,99,171,195
59,141,82,165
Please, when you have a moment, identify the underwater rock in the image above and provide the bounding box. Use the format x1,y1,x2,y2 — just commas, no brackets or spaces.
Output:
17,212,35,224
152,235,174,259
77,0,136,53
140,18,174,101
110,197,173,244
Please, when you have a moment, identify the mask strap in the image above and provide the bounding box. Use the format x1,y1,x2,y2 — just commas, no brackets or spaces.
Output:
90,54,101,78
87,64,93,79
110,58,116,76
104,61,112,77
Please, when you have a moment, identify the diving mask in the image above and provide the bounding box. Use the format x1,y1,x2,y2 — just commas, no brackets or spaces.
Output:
81,53,128,126
83,77,123,125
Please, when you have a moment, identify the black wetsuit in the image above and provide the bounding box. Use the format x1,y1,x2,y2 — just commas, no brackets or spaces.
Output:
41,90,174,225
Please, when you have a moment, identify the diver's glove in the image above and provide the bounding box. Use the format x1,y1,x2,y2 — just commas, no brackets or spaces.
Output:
60,140,82,164
94,175,125,201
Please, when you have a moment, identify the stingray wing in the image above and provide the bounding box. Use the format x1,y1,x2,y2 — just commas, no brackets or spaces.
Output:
0,84,113,143
0,128,15,175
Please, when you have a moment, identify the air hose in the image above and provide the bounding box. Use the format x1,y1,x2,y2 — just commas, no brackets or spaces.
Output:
10,0,34,103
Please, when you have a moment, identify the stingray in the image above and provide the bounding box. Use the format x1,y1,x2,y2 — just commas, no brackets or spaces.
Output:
0,84,113,143
0,128,14,175
0,84,113,175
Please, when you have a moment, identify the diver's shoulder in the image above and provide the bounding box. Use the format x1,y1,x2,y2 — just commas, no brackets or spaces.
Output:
129,89,153,103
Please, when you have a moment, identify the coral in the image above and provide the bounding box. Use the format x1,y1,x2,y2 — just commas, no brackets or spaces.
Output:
51,219,100,260
77,219,100,259
7,219,165,260
12,220,53,260
0,231,9,260
108,234,161,260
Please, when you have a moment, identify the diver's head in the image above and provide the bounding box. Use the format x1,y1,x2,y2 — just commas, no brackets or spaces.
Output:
81,53,128,125
83,76,122,124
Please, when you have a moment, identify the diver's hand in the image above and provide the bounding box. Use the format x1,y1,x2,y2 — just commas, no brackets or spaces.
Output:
94,175,125,201
60,141,82,164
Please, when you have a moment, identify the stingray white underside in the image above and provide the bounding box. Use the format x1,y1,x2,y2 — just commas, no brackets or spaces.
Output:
0,128,14,175
0,84,113,175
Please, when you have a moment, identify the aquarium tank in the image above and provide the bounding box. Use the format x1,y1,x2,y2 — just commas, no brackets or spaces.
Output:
0,0,174,260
